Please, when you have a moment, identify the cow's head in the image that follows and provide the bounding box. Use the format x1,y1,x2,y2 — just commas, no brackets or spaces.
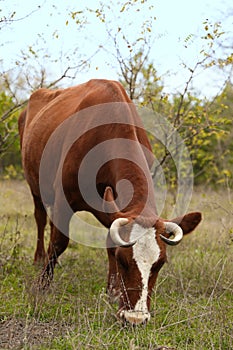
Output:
104,188,202,325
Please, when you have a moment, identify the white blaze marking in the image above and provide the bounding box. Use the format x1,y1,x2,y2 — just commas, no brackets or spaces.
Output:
132,224,160,313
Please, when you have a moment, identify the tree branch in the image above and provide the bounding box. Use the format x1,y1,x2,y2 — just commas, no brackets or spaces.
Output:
174,57,208,127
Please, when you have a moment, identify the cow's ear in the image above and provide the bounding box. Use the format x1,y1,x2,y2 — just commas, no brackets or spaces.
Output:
103,186,120,215
171,212,202,235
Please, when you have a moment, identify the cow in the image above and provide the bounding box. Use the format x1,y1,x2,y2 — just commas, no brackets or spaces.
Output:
18,79,201,325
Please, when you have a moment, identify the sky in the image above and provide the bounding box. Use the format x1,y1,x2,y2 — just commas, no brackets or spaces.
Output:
1,0,233,98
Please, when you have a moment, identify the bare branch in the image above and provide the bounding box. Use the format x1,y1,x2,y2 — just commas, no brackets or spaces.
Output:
174,57,208,127
0,2,46,28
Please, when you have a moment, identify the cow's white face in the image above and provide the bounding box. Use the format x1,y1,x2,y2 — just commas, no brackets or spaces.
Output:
119,225,162,324
113,223,166,325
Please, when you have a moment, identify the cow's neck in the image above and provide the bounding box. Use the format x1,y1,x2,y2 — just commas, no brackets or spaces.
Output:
116,168,157,218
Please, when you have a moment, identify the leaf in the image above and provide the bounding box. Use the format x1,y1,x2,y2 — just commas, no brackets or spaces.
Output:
207,33,214,40
120,5,126,12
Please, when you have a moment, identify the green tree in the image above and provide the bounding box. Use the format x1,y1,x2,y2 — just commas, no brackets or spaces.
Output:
0,91,21,177
118,50,163,102
118,47,232,188
204,82,233,185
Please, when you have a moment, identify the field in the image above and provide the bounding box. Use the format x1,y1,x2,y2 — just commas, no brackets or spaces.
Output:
0,180,232,350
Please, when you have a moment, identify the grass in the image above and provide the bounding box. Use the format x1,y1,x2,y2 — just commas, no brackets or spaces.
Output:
0,180,232,349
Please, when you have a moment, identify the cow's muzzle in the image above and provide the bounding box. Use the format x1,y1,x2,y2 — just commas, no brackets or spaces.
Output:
119,310,151,325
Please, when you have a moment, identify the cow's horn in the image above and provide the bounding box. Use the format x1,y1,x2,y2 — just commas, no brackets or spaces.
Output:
160,222,183,245
110,218,135,247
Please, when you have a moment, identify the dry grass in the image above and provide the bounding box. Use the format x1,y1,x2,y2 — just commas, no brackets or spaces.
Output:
0,180,232,349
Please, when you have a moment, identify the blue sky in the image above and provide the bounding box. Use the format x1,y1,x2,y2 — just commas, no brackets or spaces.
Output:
1,0,232,98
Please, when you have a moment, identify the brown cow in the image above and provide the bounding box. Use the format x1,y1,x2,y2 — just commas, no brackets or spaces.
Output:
18,79,201,325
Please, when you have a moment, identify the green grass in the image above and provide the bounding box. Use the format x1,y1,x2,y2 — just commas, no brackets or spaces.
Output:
0,180,232,349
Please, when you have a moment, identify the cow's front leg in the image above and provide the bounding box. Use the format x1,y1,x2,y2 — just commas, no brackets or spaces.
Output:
39,226,69,290
106,234,120,302
38,202,71,290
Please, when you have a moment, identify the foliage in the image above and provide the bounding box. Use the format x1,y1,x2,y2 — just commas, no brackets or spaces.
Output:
207,83,233,182
106,17,233,188
160,89,232,186
0,91,22,177
0,2,232,187
117,48,233,188
119,50,163,101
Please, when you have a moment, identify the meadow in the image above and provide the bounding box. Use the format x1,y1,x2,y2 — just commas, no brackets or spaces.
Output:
0,180,232,349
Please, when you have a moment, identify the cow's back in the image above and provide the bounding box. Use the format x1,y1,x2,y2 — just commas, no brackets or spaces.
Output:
21,79,131,146
20,79,151,200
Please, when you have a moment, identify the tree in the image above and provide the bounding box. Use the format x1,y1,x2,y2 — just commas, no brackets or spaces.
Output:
118,50,163,102
0,91,21,176
204,82,233,185
114,18,233,188
0,1,232,186
0,1,98,163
